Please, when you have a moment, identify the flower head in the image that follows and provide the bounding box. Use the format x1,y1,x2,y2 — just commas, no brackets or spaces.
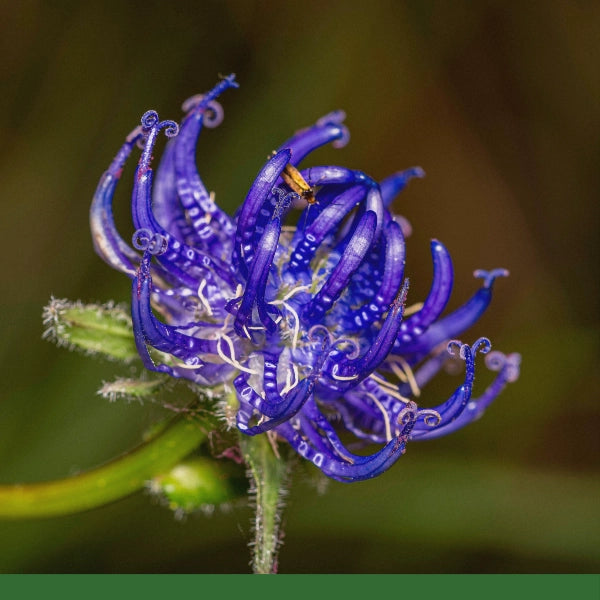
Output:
90,75,520,482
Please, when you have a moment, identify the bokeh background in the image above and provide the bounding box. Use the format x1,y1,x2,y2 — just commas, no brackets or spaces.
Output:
1,0,598,573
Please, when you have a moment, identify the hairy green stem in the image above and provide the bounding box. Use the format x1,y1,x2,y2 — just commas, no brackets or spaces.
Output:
240,434,289,574
0,414,212,519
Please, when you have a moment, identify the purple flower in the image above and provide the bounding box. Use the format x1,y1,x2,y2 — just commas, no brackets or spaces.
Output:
90,75,520,482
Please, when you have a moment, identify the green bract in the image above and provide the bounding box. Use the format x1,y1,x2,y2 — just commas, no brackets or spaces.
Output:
43,298,139,362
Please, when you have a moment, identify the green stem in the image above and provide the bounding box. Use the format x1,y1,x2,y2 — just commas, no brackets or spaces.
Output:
0,414,211,519
240,434,289,574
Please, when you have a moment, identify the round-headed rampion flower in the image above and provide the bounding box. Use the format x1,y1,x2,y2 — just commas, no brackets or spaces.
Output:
90,75,520,482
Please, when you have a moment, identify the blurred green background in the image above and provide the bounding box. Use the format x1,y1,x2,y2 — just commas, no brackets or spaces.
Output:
1,0,598,573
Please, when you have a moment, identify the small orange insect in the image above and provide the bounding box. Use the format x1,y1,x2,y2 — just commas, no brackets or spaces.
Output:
280,162,317,207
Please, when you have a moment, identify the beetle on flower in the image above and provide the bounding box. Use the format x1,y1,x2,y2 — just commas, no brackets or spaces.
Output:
90,74,520,483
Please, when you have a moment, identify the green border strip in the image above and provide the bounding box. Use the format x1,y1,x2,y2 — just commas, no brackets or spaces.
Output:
0,574,597,596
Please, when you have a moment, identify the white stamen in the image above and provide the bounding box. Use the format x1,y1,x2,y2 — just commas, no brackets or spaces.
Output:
172,359,204,370
365,392,392,442
389,361,408,382
283,301,300,351
280,364,300,396
403,302,424,317
227,284,244,304
218,310,234,334
331,363,359,381
215,284,243,335
197,211,213,226
216,335,259,375
270,285,310,351
392,356,421,397
370,372,396,388
273,284,311,304
369,373,411,403
197,279,213,316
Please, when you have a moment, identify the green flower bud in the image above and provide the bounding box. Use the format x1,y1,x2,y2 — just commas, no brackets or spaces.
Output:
150,457,247,514
43,297,138,361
